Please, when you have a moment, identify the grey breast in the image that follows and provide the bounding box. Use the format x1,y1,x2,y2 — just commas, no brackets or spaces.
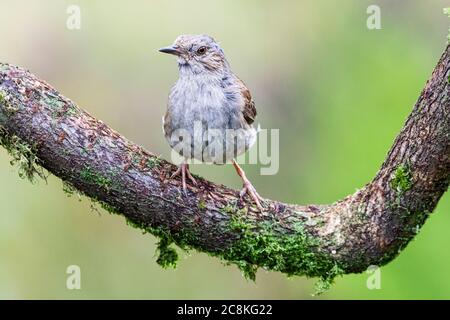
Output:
163,75,256,164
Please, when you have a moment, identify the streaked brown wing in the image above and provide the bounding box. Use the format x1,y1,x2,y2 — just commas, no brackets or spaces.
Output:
237,78,257,125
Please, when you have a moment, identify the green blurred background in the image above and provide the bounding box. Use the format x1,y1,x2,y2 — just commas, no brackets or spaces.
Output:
0,0,449,299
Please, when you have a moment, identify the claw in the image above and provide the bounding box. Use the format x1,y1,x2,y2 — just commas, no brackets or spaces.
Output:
232,159,263,212
240,180,264,211
170,162,197,193
185,166,197,186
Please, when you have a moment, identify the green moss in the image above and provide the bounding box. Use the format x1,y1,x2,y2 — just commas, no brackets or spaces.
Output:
174,228,198,250
147,156,161,169
125,216,183,268
129,153,162,170
71,168,121,214
0,91,8,105
0,90,19,114
43,94,81,118
193,203,344,293
62,178,122,215
80,166,112,189
390,164,412,194
0,126,46,182
198,199,207,210
98,200,120,215
126,217,164,237
156,235,178,269
62,181,82,201
45,97,64,109
313,263,344,295
217,212,342,293
62,181,76,196
220,203,236,214
228,210,253,234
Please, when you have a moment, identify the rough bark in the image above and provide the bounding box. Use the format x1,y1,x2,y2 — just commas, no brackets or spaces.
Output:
0,45,448,289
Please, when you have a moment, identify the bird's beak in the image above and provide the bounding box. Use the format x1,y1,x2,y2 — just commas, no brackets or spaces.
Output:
158,45,182,56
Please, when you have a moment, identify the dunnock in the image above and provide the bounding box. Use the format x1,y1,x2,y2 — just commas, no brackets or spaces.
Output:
159,34,263,210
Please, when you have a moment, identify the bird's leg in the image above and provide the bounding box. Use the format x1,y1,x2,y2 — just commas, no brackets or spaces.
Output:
232,160,263,211
171,161,197,193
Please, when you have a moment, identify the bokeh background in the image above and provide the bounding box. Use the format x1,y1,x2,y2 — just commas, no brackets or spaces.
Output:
0,0,449,299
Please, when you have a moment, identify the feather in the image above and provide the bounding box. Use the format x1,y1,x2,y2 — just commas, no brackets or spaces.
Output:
237,78,257,125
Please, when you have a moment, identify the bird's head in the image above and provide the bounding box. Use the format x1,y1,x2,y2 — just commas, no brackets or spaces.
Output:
159,34,229,75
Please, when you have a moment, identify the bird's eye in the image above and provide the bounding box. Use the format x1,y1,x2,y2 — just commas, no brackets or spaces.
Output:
196,46,207,55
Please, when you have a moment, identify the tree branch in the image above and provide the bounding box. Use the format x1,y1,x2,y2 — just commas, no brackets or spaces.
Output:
0,45,448,291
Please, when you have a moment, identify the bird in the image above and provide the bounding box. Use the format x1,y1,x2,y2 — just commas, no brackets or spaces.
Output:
159,34,263,211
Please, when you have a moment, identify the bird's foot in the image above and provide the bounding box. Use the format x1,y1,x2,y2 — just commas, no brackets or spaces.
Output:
239,178,264,212
170,163,197,194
